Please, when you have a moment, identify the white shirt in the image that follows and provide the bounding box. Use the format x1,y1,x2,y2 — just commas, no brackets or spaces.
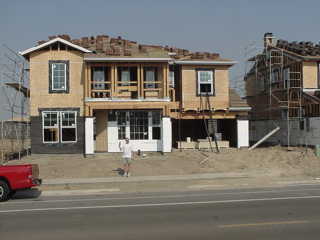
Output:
120,142,133,158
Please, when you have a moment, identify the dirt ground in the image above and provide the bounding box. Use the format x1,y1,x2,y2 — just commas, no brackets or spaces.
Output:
6,146,320,179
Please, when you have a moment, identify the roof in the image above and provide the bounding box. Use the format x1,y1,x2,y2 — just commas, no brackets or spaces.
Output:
28,34,234,63
19,37,92,57
229,89,250,109
275,39,320,59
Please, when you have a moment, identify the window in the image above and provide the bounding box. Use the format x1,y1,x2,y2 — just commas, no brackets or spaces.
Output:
151,111,161,140
49,61,69,93
121,69,130,86
115,110,161,140
144,67,157,89
129,111,149,140
42,111,77,143
43,112,59,143
197,70,214,95
92,67,108,90
169,71,175,88
117,112,127,140
61,112,77,142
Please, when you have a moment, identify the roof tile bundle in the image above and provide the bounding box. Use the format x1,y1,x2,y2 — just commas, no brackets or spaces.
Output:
38,34,221,60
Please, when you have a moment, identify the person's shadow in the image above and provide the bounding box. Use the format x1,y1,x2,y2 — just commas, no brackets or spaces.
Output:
113,168,125,176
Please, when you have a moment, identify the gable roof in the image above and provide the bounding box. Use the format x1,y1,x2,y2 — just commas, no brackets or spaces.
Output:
19,37,92,57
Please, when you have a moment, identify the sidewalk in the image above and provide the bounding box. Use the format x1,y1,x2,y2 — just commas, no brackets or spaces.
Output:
35,171,320,197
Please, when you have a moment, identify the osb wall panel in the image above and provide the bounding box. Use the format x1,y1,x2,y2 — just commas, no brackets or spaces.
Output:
29,50,84,116
95,110,108,152
245,74,256,97
303,62,318,89
181,65,229,110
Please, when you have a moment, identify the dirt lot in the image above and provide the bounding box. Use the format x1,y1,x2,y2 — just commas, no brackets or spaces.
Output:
6,146,320,179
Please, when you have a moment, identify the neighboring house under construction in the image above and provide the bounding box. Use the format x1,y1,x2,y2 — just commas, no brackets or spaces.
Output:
19,34,250,155
245,33,320,146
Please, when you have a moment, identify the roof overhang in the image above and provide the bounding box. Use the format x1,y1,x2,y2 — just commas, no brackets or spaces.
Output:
84,57,171,62
173,60,237,66
19,37,92,57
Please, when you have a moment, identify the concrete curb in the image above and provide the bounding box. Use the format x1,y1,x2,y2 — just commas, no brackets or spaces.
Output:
43,172,251,185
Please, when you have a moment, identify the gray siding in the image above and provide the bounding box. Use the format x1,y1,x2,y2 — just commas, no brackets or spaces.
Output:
30,115,84,154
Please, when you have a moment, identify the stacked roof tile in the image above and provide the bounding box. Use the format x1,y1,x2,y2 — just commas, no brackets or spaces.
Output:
276,39,320,56
38,34,223,60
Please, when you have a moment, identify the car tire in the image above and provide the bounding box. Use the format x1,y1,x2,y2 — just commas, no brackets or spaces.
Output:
0,180,10,202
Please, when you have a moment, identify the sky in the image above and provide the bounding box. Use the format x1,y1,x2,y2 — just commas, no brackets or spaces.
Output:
0,0,319,120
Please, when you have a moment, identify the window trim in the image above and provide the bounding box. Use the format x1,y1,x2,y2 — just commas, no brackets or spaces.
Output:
42,111,59,144
196,69,215,96
49,60,69,93
42,110,77,144
60,111,77,143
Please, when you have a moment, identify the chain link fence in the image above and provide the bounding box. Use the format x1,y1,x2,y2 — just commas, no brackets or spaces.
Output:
0,120,30,163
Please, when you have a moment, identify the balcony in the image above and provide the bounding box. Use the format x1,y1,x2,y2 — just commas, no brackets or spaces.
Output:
87,63,172,100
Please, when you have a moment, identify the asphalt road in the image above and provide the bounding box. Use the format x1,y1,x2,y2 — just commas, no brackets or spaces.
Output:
1,185,320,239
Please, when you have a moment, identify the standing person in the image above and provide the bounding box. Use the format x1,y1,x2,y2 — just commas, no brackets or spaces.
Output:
119,138,134,177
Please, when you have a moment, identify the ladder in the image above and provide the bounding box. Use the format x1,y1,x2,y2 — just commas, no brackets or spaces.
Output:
199,93,220,153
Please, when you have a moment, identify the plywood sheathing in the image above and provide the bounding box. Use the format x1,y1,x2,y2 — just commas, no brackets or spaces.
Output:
29,50,85,117
95,110,108,152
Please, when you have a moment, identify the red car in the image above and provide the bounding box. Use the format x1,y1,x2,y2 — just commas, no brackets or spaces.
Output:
0,164,42,201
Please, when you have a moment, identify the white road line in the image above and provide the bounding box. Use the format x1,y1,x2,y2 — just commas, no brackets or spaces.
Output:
41,188,120,196
188,184,226,189
3,187,320,205
1,195,320,214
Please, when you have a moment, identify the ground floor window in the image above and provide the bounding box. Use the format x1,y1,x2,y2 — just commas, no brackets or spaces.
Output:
114,110,161,140
42,111,77,143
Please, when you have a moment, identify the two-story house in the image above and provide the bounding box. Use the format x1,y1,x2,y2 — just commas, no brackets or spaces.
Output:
20,34,250,155
245,33,320,146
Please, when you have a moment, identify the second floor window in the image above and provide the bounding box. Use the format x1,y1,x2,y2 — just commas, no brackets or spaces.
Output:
197,70,214,96
144,67,157,89
49,60,69,93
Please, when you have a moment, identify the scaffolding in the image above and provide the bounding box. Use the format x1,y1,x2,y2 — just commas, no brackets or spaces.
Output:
251,43,303,148
0,44,30,163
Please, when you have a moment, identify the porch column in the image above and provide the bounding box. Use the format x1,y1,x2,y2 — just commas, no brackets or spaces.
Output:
161,117,172,152
237,119,249,148
85,117,95,156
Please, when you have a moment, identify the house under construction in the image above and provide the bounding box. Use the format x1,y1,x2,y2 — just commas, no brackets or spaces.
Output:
245,33,320,146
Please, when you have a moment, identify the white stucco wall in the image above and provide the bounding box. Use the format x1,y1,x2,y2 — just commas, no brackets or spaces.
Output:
162,117,172,152
237,119,249,148
85,117,94,155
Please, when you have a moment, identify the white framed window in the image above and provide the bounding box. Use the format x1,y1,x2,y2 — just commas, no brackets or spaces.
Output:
42,111,59,143
42,111,77,144
115,110,161,141
197,70,214,95
60,111,77,143
52,63,67,90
